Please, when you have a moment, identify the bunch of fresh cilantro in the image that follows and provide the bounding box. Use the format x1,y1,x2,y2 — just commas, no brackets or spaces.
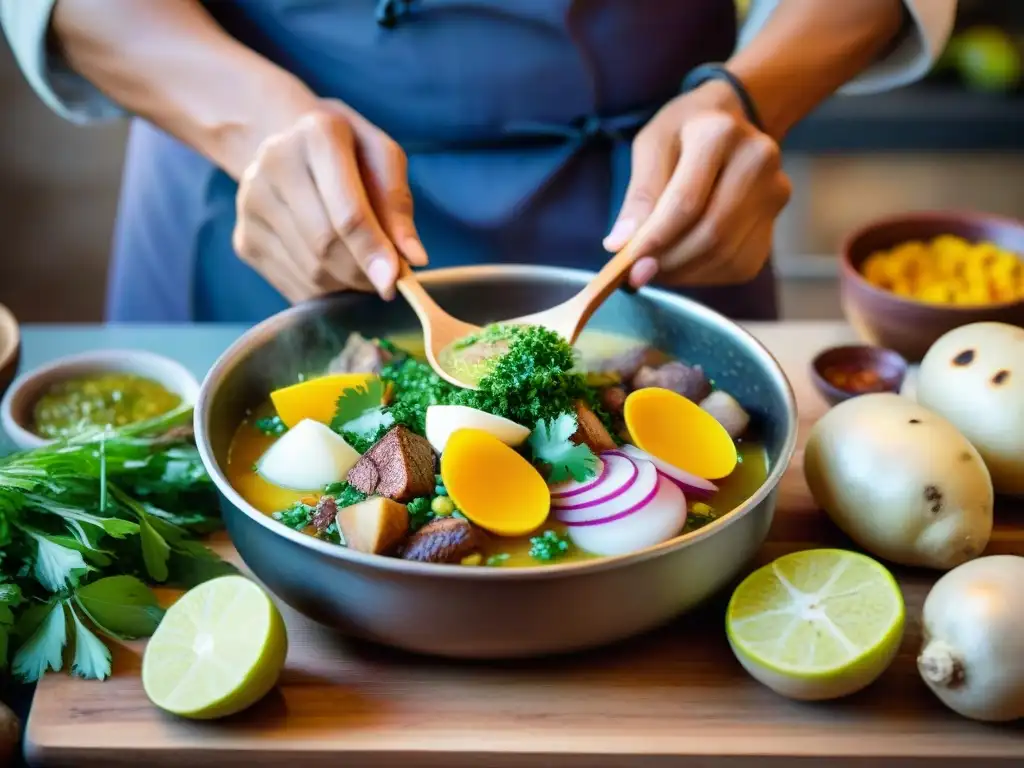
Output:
0,404,230,682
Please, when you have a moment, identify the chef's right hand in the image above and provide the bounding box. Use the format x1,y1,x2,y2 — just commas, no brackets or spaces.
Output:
232,100,426,302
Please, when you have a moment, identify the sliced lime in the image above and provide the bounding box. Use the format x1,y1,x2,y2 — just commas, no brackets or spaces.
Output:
142,575,287,719
726,549,904,700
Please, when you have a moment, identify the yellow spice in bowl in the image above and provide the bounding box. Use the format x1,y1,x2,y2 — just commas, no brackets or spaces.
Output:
861,235,1024,305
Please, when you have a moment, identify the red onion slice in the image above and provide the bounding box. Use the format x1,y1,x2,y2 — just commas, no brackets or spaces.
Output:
566,477,687,556
555,455,657,524
550,457,607,499
612,445,718,499
551,453,638,511
562,477,659,527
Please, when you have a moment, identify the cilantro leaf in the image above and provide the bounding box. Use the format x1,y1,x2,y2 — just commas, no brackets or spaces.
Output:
68,602,112,680
26,530,91,592
329,378,389,437
138,516,170,582
528,414,599,483
341,407,394,441
12,600,67,682
74,576,163,641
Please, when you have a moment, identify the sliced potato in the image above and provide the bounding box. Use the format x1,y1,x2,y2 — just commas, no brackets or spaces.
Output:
336,497,409,555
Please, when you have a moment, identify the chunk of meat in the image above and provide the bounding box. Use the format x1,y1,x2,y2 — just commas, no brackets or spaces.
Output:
700,390,750,439
326,332,392,375
336,496,409,554
347,425,436,502
599,386,627,416
311,495,339,534
632,361,711,402
571,400,617,453
401,516,483,563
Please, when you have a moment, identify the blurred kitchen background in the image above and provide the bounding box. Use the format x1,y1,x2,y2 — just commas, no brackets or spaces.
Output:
2,0,1024,322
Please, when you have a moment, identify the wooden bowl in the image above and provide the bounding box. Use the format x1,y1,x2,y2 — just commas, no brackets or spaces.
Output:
810,344,908,407
0,303,20,403
841,211,1024,361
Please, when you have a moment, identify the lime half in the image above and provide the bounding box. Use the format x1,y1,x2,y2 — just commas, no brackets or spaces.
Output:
726,549,904,701
142,575,287,719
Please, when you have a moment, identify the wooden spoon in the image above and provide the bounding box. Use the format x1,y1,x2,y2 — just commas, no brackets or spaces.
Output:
395,246,642,389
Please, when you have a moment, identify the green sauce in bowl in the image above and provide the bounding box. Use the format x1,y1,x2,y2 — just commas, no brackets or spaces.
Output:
32,372,182,439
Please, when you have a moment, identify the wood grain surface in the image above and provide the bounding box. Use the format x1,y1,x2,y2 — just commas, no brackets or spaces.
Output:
23,323,1024,767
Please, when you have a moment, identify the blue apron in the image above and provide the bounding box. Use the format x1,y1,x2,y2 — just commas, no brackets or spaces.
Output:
105,0,777,324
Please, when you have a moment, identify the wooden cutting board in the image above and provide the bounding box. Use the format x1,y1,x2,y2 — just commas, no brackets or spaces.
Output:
23,323,1024,767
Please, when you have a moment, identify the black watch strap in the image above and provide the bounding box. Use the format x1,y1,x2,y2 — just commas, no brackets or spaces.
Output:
681,63,766,133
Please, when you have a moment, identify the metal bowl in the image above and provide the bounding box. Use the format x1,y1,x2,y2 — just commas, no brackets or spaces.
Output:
195,265,798,659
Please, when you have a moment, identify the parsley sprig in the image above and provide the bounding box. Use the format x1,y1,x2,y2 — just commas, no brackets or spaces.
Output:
0,404,231,682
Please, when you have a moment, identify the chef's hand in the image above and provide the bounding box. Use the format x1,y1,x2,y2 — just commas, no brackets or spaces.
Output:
233,100,425,302
605,81,791,288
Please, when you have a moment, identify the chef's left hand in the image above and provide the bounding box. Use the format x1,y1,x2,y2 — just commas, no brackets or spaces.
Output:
605,81,792,288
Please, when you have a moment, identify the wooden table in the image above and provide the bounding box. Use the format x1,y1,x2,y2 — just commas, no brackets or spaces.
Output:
19,323,1024,767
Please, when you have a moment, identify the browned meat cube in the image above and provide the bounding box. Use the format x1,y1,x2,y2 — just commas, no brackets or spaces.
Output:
571,401,617,453
347,425,436,502
401,517,483,563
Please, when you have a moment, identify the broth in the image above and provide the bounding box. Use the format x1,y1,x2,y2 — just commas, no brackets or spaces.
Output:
226,330,769,567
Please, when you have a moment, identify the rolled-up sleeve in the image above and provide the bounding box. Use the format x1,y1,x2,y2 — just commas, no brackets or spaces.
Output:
741,0,957,95
1,0,124,122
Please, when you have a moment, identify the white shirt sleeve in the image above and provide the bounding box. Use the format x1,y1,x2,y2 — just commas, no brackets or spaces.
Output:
1,0,124,123
740,0,957,95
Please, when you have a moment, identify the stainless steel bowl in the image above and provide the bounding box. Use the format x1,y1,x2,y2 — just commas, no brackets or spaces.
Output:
195,265,797,659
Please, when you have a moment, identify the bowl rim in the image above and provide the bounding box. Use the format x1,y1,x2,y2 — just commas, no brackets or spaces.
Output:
194,264,799,581
0,348,201,450
840,208,1024,313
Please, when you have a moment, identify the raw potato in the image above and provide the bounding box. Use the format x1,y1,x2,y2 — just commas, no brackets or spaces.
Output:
336,497,409,554
918,555,1024,722
916,322,1024,495
804,393,993,570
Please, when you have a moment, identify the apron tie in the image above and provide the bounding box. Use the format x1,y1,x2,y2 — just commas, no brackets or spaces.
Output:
376,0,417,27
503,108,655,151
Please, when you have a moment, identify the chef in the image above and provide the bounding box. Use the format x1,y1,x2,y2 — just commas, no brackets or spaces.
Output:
2,1,954,322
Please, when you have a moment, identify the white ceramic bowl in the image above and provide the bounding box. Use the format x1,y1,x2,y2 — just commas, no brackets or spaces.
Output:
0,349,200,451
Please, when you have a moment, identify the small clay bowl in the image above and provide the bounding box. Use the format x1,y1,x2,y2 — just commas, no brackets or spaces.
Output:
841,210,1024,362
811,344,908,407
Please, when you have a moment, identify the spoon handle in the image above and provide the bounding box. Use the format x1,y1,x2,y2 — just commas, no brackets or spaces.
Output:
560,245,641,343
395,260,444,321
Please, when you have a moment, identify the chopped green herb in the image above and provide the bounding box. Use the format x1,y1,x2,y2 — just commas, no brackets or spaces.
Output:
253,415,286,436
406,497,434,532
485,553,510,567
322,482,368,509
273,502,314,530
528,529,572,562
